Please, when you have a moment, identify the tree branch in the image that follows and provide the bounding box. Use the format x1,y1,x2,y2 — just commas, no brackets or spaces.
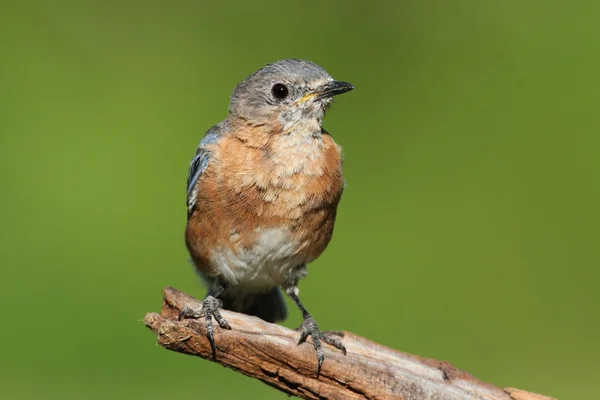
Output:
144,287,555,400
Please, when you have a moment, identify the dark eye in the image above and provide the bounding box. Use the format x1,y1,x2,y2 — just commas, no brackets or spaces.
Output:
271,83,289,100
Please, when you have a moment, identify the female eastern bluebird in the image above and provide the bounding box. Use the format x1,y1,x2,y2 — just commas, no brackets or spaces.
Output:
180,59,354,373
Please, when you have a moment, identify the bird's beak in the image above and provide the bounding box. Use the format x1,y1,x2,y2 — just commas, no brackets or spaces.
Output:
298,80,354,104
313,80,355,100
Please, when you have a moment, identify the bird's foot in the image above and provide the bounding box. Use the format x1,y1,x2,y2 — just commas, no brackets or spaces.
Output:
178,295,231,360
297,315,346,375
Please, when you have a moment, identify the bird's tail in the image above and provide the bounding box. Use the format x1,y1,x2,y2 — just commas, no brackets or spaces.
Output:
221,287,288,323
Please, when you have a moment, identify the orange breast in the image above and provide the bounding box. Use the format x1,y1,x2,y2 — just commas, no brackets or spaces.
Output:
186,124,344,282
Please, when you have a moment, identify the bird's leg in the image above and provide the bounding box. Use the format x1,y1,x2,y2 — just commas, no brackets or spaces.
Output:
178,279,231,360
284,282,346,375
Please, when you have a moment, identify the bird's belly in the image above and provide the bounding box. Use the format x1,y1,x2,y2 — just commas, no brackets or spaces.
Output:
210,227,308,291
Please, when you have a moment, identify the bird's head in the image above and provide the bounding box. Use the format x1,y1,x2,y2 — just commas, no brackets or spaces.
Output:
228,59,353,133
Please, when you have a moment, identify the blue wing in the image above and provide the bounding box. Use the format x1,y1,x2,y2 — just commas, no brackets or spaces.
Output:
187,124,223,218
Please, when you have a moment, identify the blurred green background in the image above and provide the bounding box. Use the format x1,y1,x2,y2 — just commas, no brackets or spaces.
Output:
1,1,598,399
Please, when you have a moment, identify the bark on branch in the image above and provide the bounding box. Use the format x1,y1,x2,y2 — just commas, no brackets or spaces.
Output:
144,287,555,400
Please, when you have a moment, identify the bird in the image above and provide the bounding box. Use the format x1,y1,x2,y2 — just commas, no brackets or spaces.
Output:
179,59,354,374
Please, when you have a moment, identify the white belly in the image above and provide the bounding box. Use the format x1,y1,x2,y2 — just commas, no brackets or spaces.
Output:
211,228,308,291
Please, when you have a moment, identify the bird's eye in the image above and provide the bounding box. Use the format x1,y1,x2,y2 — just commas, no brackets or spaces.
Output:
271,83,289,100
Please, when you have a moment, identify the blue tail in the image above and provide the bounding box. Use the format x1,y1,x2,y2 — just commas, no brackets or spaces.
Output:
222,287,288,323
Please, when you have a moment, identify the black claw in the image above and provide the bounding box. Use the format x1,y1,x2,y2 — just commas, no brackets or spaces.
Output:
296,316,346,375
205,312,216,360
321,333,347,355
207,329,216,360
213,309,231,330
177,295,229,361
314,339,324,375
298,329,309,345
286,288,346,375
316,354,324,375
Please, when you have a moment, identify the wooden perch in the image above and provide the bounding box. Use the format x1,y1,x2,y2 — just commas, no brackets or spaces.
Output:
144,287,556,400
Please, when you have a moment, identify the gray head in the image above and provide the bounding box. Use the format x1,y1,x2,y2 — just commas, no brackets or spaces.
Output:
228,59,353,131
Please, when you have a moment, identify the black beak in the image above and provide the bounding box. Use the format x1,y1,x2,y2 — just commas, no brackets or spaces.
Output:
314,80,354,100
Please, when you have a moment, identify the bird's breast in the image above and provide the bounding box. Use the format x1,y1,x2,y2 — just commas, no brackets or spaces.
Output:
186,127,344,288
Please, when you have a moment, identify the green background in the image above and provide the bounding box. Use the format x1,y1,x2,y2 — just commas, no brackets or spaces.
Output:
1,1,598,399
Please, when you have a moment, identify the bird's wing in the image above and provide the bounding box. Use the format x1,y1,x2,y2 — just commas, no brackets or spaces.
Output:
186,124,224,219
